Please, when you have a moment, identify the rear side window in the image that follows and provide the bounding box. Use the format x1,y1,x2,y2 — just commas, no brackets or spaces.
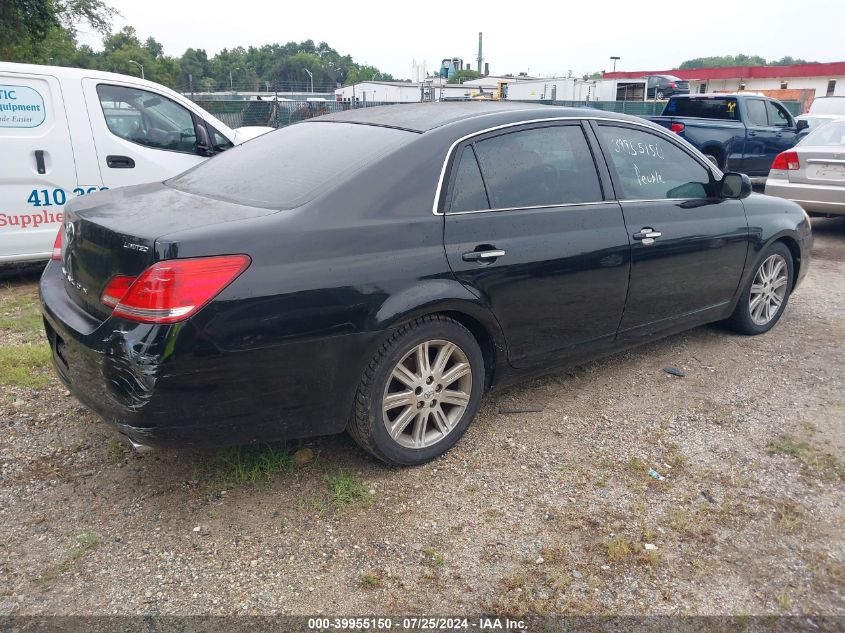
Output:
746,100,769,127
471,125,603,208
97,84,198,153
169,122,414,209
449,147,489,212
665,97,739,120
597,125,714,200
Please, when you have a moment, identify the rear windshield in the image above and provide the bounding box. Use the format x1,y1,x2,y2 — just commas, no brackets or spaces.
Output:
800,120,845,146
168,122,415,209
665,97,739,120
809,97,845,115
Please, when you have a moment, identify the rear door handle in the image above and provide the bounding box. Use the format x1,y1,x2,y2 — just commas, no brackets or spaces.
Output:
106,155,135,169
462,249,506,262
633,227,662,246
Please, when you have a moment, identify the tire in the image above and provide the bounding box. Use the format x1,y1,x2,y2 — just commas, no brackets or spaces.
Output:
725,242,794,335
656,90,665,100
347,315,485,465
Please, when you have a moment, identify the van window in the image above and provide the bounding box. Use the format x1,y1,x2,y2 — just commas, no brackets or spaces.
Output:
96,84,199,153
168,121,414,209
472,125,603,208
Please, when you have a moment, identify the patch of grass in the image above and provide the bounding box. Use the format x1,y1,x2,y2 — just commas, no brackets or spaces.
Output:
0,285,43,337
776,591,792,611
0,343,52,388
360,572,382,588
605,535,632,562
36,532,101,584
774,500,805,533
211,444,295,486
324,470,372,506
767,434,809,457
106,438,125,463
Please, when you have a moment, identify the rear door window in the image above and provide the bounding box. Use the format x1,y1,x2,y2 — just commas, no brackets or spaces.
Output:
449,146,489,212
471,125,603,208
665,97,739,120
746,100,769,127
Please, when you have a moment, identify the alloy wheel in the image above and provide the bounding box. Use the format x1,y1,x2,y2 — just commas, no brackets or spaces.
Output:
749,253,789,326
382,339,473,449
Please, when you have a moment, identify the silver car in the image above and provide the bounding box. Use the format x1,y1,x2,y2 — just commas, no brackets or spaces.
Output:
765,117,845,216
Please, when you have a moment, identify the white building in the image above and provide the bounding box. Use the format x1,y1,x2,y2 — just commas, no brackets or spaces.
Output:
334,79,502,103
504,77,598,101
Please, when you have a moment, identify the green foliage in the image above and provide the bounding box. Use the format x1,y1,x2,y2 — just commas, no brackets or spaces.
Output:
447,69,483,84
679,54,816,70
0,344,52,388
2,2,398,91
324,470,372,506
211,445,296,486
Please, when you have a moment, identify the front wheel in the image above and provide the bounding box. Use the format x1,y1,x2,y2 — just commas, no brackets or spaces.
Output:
347,315,485,465
725,242,794,335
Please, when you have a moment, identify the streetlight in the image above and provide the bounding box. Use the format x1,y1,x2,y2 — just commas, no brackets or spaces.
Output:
304,68,314,94
610,56,621,73
229,67,241,92
128,59,144,80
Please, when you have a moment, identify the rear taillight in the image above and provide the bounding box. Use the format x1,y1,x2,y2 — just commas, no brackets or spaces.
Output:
100,275,137,308
668,82,677,88
670,122,685,133
108,255,251,324
51,229,62,260
772,151,800,170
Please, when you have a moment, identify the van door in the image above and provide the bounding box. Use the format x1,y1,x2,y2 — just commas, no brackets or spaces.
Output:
0,73,78,262
81,79,211,188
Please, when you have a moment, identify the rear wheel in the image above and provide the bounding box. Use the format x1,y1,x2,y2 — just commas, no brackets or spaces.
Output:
725,242,794,335
656,90,665,100
347,315,484,465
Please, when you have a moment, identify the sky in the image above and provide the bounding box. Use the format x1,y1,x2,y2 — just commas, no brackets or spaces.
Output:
78,0,845,79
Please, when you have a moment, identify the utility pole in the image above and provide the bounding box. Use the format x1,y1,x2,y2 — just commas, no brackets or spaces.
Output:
304,69,314,94
610,56,620,72
229,67,240,92
128,59,144,80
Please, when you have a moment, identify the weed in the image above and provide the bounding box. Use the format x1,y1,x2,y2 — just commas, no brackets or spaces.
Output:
767,434,809,456
36,532,101,584
434,554,445,566
776,591,792,611
421,547,435,557
106,438,125,463
774,500,805,533
360,572,382,588
0,286,43,338
606,535,631,562
211,445,295,486
324,470,372,506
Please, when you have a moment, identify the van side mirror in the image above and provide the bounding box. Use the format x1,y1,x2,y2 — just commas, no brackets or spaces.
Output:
195,124,214,157
720,172,752,199
796,119,809,131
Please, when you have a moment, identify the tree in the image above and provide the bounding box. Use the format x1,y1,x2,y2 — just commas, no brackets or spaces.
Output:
447,69,483,84
679,54,816,69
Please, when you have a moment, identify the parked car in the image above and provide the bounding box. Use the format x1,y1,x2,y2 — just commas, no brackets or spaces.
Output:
40,103,812,465
765,117,845,216
0,62,272,265
646,94,808,183
796,96,845,137
645,75,690,100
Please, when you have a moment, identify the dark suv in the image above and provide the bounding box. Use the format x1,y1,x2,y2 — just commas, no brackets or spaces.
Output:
646,75,690,100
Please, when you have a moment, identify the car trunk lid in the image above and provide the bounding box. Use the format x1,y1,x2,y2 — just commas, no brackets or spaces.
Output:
59,182,276,320
788,146,845,187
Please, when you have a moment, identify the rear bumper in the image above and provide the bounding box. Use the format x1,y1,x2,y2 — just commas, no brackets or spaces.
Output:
764,179,845,215
39,263,376,448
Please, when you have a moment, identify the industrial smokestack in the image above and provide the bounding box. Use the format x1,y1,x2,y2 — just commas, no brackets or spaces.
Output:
477,32,483,74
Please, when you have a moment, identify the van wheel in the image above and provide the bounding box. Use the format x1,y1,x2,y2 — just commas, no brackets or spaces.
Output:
347,315,484,466
725,242,794,335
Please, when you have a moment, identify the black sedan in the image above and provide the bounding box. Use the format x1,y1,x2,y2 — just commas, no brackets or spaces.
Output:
40,103,812,465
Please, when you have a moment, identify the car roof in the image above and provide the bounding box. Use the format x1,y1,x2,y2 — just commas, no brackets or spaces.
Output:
310,101,642,133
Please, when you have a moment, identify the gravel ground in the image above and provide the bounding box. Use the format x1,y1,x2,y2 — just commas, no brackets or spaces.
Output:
0,218,843,618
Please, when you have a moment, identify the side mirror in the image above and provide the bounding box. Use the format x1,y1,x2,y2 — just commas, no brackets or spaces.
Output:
721,172,752,199
796,119,809,131
195,124,214,157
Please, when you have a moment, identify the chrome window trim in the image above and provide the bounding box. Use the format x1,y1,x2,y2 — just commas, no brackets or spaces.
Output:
432,115,721,215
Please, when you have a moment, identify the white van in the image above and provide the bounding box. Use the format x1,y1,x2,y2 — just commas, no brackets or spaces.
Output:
0,62,272,264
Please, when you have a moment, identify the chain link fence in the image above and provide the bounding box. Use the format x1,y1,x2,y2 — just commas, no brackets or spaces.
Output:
190,97,803,130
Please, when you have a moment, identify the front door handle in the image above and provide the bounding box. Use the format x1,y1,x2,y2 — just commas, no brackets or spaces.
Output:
462,248,506,263
106,155,135,169
633,227,662,246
